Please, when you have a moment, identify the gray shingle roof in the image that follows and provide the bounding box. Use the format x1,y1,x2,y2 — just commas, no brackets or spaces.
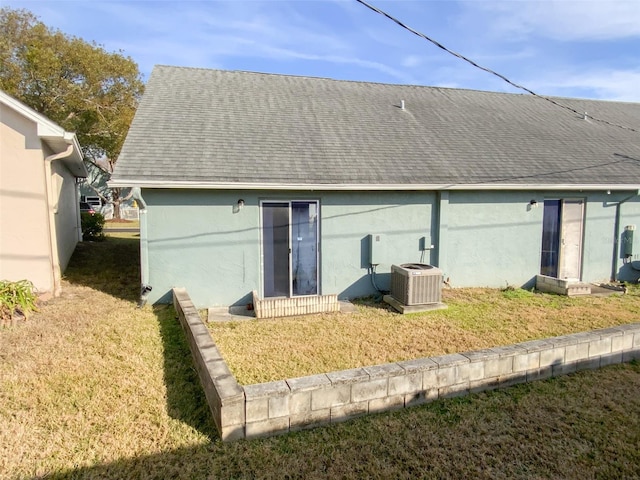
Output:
111,65,640,189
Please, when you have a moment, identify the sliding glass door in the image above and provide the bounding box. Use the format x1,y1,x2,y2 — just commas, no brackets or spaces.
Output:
262,200,319,297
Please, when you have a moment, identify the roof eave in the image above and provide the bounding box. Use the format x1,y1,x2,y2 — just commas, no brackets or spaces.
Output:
108,179,640,193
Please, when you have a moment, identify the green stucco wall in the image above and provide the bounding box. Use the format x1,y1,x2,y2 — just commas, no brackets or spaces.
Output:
140,188,640,308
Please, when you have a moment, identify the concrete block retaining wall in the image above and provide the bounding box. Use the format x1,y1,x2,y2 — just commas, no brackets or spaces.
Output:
173,288,640,442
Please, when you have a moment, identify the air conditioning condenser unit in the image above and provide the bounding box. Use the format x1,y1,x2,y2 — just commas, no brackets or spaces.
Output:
390,263,443,305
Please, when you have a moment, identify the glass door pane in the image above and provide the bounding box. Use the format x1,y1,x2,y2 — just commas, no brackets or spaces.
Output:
540,199,561,277
292,201,318,295
262,202,290,297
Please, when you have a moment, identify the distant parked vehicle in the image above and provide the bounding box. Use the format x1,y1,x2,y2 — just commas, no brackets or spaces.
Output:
79,202,95,215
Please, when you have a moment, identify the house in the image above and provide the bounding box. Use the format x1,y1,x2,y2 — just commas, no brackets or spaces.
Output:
0,90,87,297
110,65,640,309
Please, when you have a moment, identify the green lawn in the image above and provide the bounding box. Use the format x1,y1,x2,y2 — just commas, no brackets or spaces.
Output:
1,235,639,479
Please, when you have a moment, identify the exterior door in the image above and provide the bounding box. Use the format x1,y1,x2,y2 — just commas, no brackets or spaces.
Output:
262,200,319,297
540,199,584,279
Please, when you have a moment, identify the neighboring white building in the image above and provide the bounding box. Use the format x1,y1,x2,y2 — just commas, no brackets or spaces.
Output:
0,90,87,297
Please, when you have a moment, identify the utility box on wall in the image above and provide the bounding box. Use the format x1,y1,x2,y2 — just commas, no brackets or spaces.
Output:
622,225,635,258
369,233,385,265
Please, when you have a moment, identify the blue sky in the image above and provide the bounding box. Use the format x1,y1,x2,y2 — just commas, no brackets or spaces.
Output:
6,0,640,101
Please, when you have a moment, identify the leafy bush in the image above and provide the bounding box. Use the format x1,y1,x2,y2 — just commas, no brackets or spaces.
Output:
0,279,38,324
81,212,106,241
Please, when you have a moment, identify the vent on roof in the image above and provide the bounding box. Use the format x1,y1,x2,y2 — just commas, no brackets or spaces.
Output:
400,100,405,110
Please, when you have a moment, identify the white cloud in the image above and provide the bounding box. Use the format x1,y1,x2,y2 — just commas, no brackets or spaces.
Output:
467,0,640,41
401,55,422,68
526,68,640,102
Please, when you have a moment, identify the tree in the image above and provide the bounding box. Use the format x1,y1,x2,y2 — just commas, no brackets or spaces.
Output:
0,7,144,218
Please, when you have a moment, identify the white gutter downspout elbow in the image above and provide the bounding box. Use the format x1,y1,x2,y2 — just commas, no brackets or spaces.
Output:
44,143,76,297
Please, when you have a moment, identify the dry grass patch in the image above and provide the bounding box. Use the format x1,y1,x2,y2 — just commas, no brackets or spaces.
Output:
210,287,640,384
2,235,639,479
0,236,215,478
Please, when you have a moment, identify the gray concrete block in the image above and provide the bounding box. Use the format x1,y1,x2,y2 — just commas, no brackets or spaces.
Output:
351,378,389,402
575,357,601,372
633,332,640,348
499,372,526,388
461,348,498,363
571,331,599,343
287,374,331,392
289,391,311,415
244,381,290,400
589,337,612,358
369,394,405,413
549,335,578,348
290,408,331,431
517,339,552,353
552,361,577,376
327,368,369,385
539,347,565,368
364,363,404,379
245,416,290,439
470,376,500,393
600,352,622,367
216,376,245,404
311,384,351,410
611,333,633,353
467,360,485,381
432,353,470,367
245,397,268,423
492,344,527,357
436,365,457,388
422,368,438,388
439,383,469,398
398,357,438,373
526,366,552,382
623,349,640,361
220,399,246,428
614,323,640,333
456,363,471,384
405,389,438,407
220,424,245,442
565,342,589,363
483,356,513,377
595,327,624,337
331,401,369,422
388,372,422,396
513,351,540,373
269,394,290,418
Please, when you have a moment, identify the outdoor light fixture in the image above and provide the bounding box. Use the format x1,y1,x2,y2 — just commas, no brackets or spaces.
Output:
233,199,245,214
527,199,538,212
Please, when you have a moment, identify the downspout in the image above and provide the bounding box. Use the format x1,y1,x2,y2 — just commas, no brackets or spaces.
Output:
44,143,75,296
132,187,152,306
434,190,449,282
611,190,640,282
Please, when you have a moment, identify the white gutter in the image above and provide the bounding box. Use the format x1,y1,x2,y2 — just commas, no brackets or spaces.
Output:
44,143,76,296
108,180,640,192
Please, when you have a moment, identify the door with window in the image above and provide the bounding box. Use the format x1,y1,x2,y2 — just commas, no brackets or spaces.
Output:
540,199,584,280
261,200,319,297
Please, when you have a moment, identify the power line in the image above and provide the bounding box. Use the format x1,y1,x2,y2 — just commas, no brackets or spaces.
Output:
355,0,639,134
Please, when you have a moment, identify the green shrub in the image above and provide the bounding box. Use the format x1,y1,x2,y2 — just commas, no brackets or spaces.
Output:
81,212,106,241
0,279,38,324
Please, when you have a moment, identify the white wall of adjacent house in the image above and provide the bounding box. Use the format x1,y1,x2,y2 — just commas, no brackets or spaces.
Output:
0,104,69,295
